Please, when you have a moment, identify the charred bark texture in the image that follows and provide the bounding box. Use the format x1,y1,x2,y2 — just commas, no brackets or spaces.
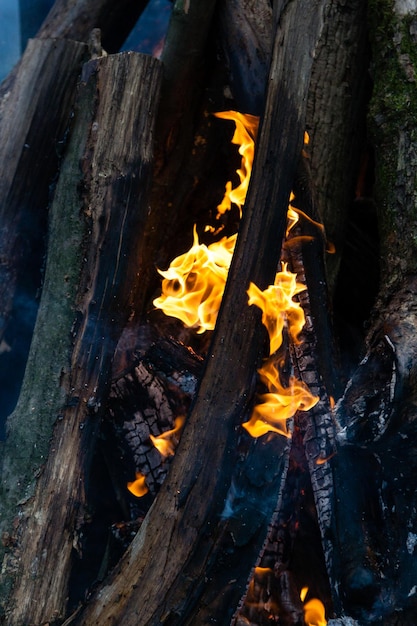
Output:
67,1,327,624
0,52,161,624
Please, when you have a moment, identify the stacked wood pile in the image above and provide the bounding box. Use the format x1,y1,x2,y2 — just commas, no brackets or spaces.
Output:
1,0,417,625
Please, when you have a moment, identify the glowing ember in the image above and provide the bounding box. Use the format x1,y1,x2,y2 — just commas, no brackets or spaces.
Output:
153,226,236,333
301,587,327,626
127,472,148,498
149,416,185,458
214,110,258,218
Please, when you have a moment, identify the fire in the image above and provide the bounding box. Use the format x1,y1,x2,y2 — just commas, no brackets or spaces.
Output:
149,416,185,458
127,472,148,498
243,264,319,438
300,587,327,626
247,264,307,355
153,226,236,333
243,371,319,438
214,110,258,218
154,112,319,441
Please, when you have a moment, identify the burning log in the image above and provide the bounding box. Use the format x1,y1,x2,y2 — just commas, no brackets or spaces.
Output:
0,51,162,624
2,0,416,623
64,1,329,624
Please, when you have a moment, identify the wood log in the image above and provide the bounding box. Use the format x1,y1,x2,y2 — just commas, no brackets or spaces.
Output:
0,37,89,431
306,0,370,292
36,0,148,52
67,1,328,624
0,51,162,624
131,0,221,317
331,1,417,622
218,0,273,115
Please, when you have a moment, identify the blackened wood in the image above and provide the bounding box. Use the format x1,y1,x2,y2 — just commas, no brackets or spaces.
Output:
69,2,327,624
36,0,148,52
0,38,88,422
0,52,162,624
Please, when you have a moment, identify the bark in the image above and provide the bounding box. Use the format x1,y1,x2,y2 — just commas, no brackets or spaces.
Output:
67,1,327,624
331,0,417,622
0,52,162,624
0,38,89,426
306,0,371,292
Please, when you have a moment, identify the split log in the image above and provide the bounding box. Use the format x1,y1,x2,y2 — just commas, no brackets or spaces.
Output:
67,1,328,624
0,37,89,430
0,51,162,624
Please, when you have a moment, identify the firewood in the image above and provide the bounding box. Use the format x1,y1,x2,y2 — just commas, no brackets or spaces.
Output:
0,38,89,412
218,0,273,115
36,0,148,52
0,51,162,625
67,1,329,624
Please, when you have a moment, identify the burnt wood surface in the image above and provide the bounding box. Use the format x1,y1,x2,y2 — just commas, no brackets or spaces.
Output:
0,52,162,624
67,1,328,624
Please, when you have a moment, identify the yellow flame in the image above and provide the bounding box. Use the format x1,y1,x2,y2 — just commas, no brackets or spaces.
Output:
214,111,258,218
247,264,306,356
149,416,185,458
127,472,148,498
243,359,318,438
153,226,236,333
301,588,327,626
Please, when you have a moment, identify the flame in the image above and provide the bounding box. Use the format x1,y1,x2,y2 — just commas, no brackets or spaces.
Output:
243,358,318,438
247,264,306,356
149,416,185,458
214,111,258,218
127,472,149,498
300,587,327,626
153,226,236,333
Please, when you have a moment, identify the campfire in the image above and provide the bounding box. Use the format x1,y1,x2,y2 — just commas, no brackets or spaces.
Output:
3,0,413,625
120,111,328,624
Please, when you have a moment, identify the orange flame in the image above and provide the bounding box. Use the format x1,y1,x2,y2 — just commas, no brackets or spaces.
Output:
300,587,327,626
149,416,185,458
243,359,318,438
127,472,148,498
214,111,258,218
247,264,306,356
153,226,236,333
